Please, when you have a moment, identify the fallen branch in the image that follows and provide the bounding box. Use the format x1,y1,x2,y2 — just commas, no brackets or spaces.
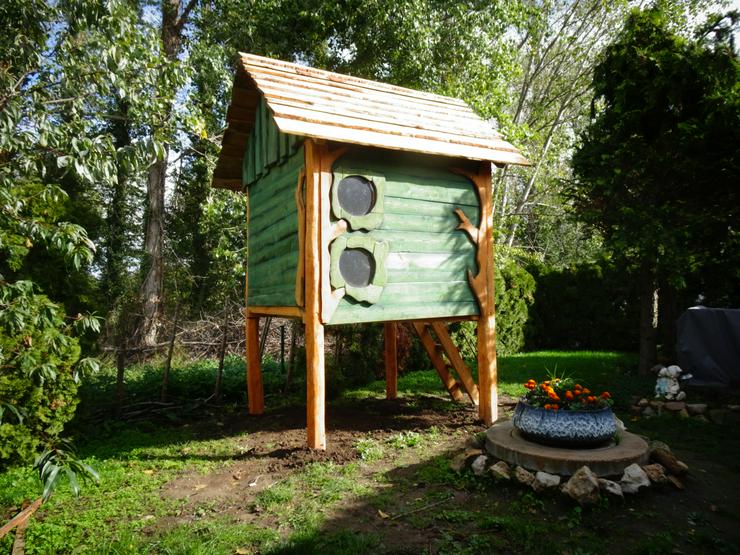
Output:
0,498,43,540
389,494,453,521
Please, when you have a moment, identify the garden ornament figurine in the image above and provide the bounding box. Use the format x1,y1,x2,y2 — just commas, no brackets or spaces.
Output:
654,365,693,400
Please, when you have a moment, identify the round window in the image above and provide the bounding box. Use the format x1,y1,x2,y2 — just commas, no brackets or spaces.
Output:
337,175,376,216
338,248,375,288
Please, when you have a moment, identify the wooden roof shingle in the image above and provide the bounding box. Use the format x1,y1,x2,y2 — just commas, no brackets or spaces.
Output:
213,53,529,190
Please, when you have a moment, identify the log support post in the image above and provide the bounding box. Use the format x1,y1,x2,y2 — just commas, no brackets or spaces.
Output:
476,163,498,425
384,322,398,399
245,187,265,415
454,163,498,425
305,139,326,449
246,315,264,414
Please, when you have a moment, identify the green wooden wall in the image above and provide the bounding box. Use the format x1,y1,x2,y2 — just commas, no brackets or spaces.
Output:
246,98,304,307
328,148,481,325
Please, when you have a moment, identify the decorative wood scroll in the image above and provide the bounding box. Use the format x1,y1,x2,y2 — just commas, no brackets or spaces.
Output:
452,164,498,425
317,143,349,323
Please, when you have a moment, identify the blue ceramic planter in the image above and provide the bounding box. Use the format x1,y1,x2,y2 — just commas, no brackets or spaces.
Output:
512,400,617,448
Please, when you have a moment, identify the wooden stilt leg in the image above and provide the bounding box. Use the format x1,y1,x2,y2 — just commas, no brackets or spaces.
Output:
478,314,498,425
304,139,326,450
306,318,325,449
384,322,398,400
246,316,264,414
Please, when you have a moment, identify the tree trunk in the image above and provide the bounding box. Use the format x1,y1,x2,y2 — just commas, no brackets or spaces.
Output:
138,0,188,348
160,303,179,402
214,310,228,400
139,156,167,347
658,281,678,362
638,267,659,374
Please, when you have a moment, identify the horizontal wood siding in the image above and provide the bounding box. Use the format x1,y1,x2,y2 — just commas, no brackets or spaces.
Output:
329,148,480,324
248,144,304,307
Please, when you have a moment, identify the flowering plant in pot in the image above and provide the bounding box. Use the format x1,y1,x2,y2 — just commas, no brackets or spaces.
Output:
512,376,617,447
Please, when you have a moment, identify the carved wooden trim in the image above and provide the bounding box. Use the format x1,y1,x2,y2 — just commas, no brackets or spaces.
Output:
317,142,349,323
294,168,306,307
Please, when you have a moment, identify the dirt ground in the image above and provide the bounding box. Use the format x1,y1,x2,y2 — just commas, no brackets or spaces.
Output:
150,394,740,554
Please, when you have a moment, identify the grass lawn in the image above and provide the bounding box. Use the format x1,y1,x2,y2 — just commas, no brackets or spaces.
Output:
2,350,739,554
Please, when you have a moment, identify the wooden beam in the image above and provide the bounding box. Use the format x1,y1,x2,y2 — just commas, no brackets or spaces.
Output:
467,163,498,425
430,322,479,405
304,139,326,449
246,316,264,414
247,306,303,319
412,323,464,402
384,322,398,400
245,188,264,415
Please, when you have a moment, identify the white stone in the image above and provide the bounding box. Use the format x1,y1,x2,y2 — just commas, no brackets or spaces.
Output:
598,478,624,500
489,461,511,481
533,471,561,492
514,465,535,486
642,463,668,485
620,463,651,494
561,466,600,505
686,403,708,416
471,455,488,476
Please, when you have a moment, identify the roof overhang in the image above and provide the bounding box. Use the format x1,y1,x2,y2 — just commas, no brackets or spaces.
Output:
213,53,530,191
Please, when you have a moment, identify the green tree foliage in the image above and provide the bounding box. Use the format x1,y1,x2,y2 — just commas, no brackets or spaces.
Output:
0,0,166,467
569,7,740,370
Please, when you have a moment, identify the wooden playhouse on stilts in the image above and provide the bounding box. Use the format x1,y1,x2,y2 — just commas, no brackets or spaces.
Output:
212,54,529,449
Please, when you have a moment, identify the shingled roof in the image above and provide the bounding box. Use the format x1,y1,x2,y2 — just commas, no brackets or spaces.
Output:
212,53,529,190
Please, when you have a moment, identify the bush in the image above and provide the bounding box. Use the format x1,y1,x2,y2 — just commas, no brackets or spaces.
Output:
0,282,93,467
525,260,639,351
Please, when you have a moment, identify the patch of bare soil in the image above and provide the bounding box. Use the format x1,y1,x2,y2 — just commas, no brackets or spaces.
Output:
159,395,483,508
156,394,740,553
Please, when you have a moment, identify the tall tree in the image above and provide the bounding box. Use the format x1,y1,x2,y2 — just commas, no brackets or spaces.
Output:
569,7,739,372
138,0,198,347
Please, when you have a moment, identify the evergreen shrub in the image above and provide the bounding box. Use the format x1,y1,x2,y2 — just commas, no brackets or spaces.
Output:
525,260,639,351
0,282,89,466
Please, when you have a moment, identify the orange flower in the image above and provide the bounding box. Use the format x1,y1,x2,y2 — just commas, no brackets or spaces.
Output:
600,391,611,399
524,383,535,390
587,395,597,403
548,392,560,402
551,404,559,411
565,391,574,401
544,380,551,385
544,404,552,410
582,388,591,395
575,384,583,390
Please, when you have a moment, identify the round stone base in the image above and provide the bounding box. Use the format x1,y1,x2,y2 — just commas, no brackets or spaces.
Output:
485,420,649,477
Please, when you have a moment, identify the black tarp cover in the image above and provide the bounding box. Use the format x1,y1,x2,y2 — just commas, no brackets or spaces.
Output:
677,307,740,387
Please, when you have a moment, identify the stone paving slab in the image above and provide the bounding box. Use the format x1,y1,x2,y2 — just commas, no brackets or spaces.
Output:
485,420,649,477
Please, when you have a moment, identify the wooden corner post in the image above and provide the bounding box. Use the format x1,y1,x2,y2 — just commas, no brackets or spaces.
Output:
454,162,498,425
245,188,264,415
304,139,326,449
384,322,398,399
476,162,498,425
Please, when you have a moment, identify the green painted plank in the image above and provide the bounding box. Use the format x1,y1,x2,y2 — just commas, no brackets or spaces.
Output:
249,235,298,265
248,291,296,307
249,168,299,206
380,212,478,234
250,218,297,252
384,251,475,273
335,150,477,183
383,196,479,221
249,283,296,298
364,229,473,253
251,204,297,237
248,252,298,287
383,180,478,206
379,281,475,304
329,300,479,325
